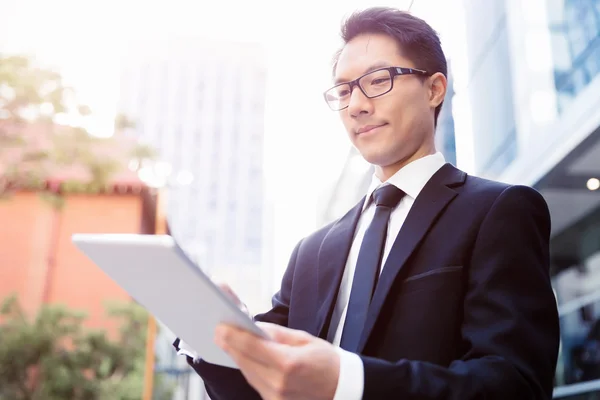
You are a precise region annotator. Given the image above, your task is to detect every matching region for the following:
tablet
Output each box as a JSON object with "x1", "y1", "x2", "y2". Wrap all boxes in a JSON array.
[{"x1": 71, "y1": 233, "x2": 267, "y2": 369}]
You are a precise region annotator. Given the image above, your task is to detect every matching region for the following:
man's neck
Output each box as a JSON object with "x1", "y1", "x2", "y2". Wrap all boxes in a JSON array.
[{"x1": 375, "y1": 146, "x2": 437, "y2": 182}]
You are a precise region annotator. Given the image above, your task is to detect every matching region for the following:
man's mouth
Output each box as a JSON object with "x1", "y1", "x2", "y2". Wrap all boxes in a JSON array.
[{"x1": 356, "y1": 124, "x2": 387, "y2": 135}]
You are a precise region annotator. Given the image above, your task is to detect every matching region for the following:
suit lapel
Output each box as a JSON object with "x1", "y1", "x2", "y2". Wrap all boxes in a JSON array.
[
  {"x1": 357, "y1": 163, "x2": 467, "y2": 352},
  {"x1": 314, "y1": 198, "x2": 364, "y2": 339}
]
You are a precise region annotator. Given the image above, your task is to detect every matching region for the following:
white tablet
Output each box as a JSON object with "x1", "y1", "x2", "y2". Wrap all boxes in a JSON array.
[{"x1": 71, "y1": 233, "x2": 267, "y2": 369}]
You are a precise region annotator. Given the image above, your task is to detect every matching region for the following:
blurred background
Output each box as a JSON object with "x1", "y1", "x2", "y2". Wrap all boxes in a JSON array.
[{"x1": 0, "y1": 0, "x2": 599, "y2": 398}]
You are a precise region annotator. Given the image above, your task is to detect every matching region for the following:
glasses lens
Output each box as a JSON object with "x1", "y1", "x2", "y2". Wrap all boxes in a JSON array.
[
  {"x1": 325, "y1": 83, "x2": 351, "y2": 110},
  {"x1": 359, "y1": 69, "x2": 392, "y2": 98}
]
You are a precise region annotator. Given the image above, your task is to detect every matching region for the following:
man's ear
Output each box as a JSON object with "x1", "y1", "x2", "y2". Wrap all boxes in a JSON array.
[{"x1": 428, "y1": 72, "x2": 447, "y2": 108}]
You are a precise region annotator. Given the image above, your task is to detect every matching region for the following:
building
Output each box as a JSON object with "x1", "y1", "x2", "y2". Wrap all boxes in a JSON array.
[
  {"x1": 0, "y1": 189, "x2": 153, "y2": 328},
  {"x1": 316, "y1": 63, "x2": 458, "y2": 226},
  {"x1": 117, "y1": 38, "x2": 270, "y2": 310},
  {"x1": 117, "y1": 38, "x2": 272, "y2": 399},
  {"x1": 0, "y1": 123, "x2": 155, "y2": 331},
  {"x1": 456, "y1": 0, "x2": 600, "y2": 398},
  {"x1": 458, "y1": 0, "x2": 520, "y2": 177}
]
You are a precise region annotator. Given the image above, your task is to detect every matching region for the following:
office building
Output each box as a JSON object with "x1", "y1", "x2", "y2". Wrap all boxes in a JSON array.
[
  {"x1": 118, "y1": 38, "x2": 270, "y2": 308},
  {"x1": 117, "y1": 38, "x2": 271, "y2": 399}
]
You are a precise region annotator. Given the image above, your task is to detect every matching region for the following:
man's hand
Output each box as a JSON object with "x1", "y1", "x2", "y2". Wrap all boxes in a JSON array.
[
  {"x1": 215, "y1": 322, "x2": 340, "y2": 400},
  {"x1": 215, "y1": 282, "x2": 250, "y2": 316}
]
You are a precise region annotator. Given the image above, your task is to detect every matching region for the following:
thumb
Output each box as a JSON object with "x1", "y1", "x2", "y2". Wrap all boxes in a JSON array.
[{"x1": 256, "y1": 322, "x2": 313, "y2": 346}]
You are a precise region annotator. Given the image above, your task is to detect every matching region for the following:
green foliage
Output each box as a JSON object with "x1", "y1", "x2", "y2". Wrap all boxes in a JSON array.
[
  {"x1": 0, "y1": 54, "x2": 156, "y2": 206},
  {"x1": 129, "y1": 144, "x2": 157, "y2": 165},
  {"x1": 0, "y1": 295, "x2": 174, "y2": 400},
  {"x1": 0, "y1": 55, "x2": 68, "y2": 122}
]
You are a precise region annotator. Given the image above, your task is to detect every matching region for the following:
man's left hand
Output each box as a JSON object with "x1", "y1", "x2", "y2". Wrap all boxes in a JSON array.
[{"x1": 215, "y1": 322, "x2": 340, "y2": 400}]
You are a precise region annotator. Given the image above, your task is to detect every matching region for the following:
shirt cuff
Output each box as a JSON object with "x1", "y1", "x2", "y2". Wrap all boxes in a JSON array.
[
  {"x1": 332, "y1": 347, "x2": 364, "y2": 400},
  {"x1": 176, "y1": 338, "x2": 201, "y2": 363}
]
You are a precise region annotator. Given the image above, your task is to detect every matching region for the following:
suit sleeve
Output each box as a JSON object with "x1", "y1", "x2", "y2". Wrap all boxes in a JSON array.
[
  {"x1": 360, "y1": 185, "x2": 560, "y2": 399},
  {"x1": 177, "y1": 239, "x2": 303, "y2": 400}
]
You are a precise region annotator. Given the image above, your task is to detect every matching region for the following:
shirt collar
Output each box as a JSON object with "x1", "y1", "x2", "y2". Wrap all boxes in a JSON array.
[{"x1": 363, "y1": 152, "x2": 446, "y2": 210}]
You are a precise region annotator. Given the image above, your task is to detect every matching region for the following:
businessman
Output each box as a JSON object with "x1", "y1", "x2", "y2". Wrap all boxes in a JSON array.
[{"x1": 175, "y1": 7, "x2": 560, "y2": 399}]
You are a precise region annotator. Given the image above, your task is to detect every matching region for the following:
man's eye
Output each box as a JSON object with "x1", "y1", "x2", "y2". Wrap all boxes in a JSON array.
[
  {"x1": 337, "y1": 89, "x2": 350, "y2": 97},
  {"x1": 371, "y1": 78, "x2": 390, "y2": 85}
]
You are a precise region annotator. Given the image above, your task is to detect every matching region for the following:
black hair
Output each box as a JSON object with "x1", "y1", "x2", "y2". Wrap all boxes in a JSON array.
[{"x1": 334, "y1": 7, "x2": 448, "y2": 124}]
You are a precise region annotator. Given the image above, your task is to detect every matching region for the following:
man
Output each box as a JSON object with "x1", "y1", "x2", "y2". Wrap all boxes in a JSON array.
[{"x1": 175, "y1": 7, "x2": 560, "y2": 399}]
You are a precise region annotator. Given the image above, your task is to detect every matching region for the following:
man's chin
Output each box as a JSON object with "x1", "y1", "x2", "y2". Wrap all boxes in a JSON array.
[{"x1": 357, "y1": 151, "x2": 394, "y2": 168}]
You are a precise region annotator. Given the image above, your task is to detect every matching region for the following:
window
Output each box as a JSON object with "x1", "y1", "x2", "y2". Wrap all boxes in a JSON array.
[{"x1": 549, "y1": 0, "x2": 600, "y2": 112}]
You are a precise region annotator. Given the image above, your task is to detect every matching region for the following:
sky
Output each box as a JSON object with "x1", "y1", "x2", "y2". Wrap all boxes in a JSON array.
[{"x1": 0, "y1": 0, "x2": 471, "y2": 290}]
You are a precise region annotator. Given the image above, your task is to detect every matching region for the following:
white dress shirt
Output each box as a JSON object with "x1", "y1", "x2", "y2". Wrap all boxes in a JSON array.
[
  {"x1": 178, "y1": 152, "x2": 447, "y2": 399},
  {"x1": 331, "y1": 152, "x2": 446, "y2": 400}
]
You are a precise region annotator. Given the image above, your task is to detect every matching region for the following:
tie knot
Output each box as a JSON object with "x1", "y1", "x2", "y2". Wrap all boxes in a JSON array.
[{"x1": 372, "y1": 185, "x2": 405, "y2": 208}]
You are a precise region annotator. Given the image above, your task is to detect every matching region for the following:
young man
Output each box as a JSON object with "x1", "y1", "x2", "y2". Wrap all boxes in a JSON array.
[{"x1": 176, "y1": 7, "x2": 560, "y2": 399}]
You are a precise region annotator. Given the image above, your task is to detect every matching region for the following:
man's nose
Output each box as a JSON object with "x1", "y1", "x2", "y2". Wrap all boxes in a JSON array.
[{"x1": 347, "y1": 85, "x2": 373, "y2": 117}]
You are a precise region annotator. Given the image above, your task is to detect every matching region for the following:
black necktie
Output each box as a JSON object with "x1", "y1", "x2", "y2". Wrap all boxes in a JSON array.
[{"x1": 339, "y1": 184, "x2": 405, "y2": 352}]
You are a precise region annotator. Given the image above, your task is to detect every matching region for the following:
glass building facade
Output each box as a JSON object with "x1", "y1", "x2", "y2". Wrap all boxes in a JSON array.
[
  {"x1": 548, "y1": 0, "x2": 600, "y2": 112},
  {"x1": 543, "y1": 1, "x2": 600, "y2": 399},
  {"x1": 461, "y1": 0, "x2": 519, "y2": 178}
]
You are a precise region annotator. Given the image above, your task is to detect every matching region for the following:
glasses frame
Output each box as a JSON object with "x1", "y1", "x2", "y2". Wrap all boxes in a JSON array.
[{"x1": 323, "y1": 66, "x2": 431, "y2": 111}]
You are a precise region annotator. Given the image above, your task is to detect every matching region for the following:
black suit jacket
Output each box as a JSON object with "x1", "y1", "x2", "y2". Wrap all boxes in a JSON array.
[{"x1": 179, "y1": 164, "x2": 560, "y2": 399}]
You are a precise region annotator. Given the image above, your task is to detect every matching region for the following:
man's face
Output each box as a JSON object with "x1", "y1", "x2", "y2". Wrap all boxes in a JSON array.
[{"x1": 333, "y1": 33, "x2": 444, "y2": 177}]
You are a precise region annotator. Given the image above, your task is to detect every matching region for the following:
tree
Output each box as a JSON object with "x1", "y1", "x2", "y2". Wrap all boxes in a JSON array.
[
  {"x1": 0, "y1": 294, "x2": 174, "y2": 400},
  {"x1": 0, "y1": 54, "x2": 156, "y2": 204}
]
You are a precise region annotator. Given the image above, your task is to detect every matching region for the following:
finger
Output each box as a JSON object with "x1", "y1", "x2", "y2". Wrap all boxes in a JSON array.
[
  {"x1": 214, "y1": 284, "x2": 252, "y2": 316},
  {"x1": 215, "y1": 283, "x2": 242, "y2": 305},
  {"x1": 257, "y1": 322, "x2": 313, "y2": 346},
  {"x1": 225, "y1": 345, "x2": 280, "y2": 399},
  {"x1": 216, "y1": 324, "x2": 291, "y2": 369}
]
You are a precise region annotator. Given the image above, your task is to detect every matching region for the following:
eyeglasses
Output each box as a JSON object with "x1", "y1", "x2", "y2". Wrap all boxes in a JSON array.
[{"x1": 323, "y1": 67, "x2": 431, "y2": 111}]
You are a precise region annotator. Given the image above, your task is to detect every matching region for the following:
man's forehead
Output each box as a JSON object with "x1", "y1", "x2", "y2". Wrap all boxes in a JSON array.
[
  {"x1": 334, "y1": 60, "x2": 393, "y2": 84},
  {"x1": 334, "y1": 35, "x2": 406, "y2": 83}
]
